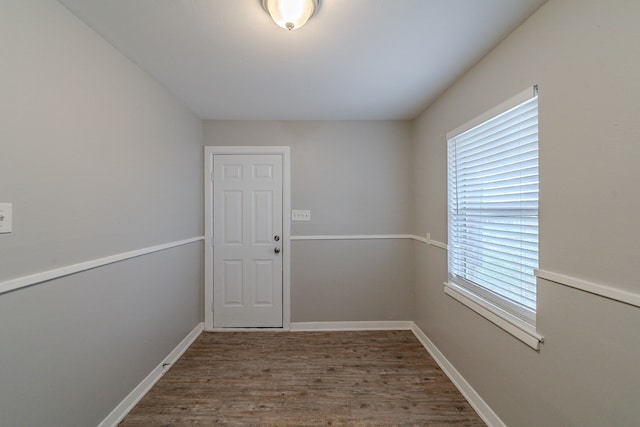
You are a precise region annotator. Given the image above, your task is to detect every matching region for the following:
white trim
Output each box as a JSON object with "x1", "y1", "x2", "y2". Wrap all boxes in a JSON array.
[
  {"x1": 204, "y1": 148, "x2": 213, "y2": 330},
  {"x1": 289, "y1": 321, "x2": 413, "y2": 331},
  {"x1": 446, "y1": 86, "x2": 537, "y2": 140},
  {"x1": 282, "y1": 149, "x2": 292, "y2": 330},
  {"x1": 424, "y1": 237, "x2": 448, "y2": 250},
  {"x1": 98, "y1": 322, "x2": 204, "y2": 427},
  {"x1": 99, "y1": 321, "x2": 503, "y2": 426},
  {"x1": 206, "y1": 327, "x2": 288, "y2": 332},
  {"x1": 444, "y1": 282, "x2": 543, "y2": 350},
  {"x1": 535, "y1": 269, "x2": 640, "y2": 308},
  {"x1": 204, "y1": 146, "x2": 291, "y2": 331},
  {"x1": 0, "y1": 237, "x2": 204, "y2": 295},
  {"x1": 430, "y1": 240, "x2": 448, "y2": 250},
  {"x1": 291, "y1": 234, "x2": 414, "y2": 241},
  {"x1": 290, "y1": 234, "x2": 448, "y2": 250},
  {"x1": 203, "y1": 146, "x2": 289, "y2": 156},
  {"x1": 408, "y1": 234, "x2": 448, "y2": 250},
  {"x1": 412, "y1": 235, "x2": 430, "y2": 244},
  {"x1": 410, "y1": 323, "x2": 506, "y2": 427}
]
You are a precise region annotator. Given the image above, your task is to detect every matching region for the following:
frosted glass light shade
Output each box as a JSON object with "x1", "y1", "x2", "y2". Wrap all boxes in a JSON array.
[{"x1": 262, "y1": 0, "x2": 319, "y2": 31}]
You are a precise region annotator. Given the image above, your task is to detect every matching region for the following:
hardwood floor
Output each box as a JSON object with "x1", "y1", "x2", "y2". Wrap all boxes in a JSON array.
[{"x1": 120, "y1": 330, "x2": 485, "y2": 426}]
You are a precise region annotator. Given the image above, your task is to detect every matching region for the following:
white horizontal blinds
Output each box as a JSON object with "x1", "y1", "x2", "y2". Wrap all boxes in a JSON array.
[{"x1": 448, "y1": 90, "x2": 539, "y2": 324}]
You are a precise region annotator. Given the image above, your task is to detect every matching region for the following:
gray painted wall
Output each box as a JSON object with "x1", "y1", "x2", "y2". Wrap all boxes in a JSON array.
[
  {"x1": 292, "y1": 239, "x2": 413, "y2": 322},
  {"x1": 0, "y1": 245, "x2": 202, "y2": 427},
  {"x1": 3, "y1": 0, "x2": 637, "y2": 425},
  {"x1": 0, "y1": 1, "x2": 203, "y2": 425},
  {"x1": 413, "y1": 0, "x2": 640, "y2": 425},
  {"x1": 204, "y1": 121, "x2": 415, "y2": 322}
]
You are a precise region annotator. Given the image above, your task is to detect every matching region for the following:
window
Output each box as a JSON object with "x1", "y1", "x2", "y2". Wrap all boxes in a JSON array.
[{"x1": 446, "y1": 87, "x2": 542, "y2": 349}]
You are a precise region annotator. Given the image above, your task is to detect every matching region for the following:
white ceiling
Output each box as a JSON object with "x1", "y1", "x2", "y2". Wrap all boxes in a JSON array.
[{"x1": 58, "y1": 0, "x2": 546, "y2": 120}]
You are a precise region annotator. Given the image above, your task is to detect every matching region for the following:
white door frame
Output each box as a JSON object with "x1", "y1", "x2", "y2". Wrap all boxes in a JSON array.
[{"x1": 204, "y1": 146, "x2": 291, "y2": 331}]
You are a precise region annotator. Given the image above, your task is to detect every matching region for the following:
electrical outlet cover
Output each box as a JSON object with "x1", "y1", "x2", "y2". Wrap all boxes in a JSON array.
[
  {"x1": 0, "y1": 203, "x2": 13, "y2": 233},
  {"x1": 291, "y1": 210, "x2": 311, "y2": 221}
]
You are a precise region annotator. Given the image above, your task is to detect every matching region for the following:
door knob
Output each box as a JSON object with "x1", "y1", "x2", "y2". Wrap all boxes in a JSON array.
[
  {"x1": 274, "y1": 247, "x2": 281, "y2": 254},
  {"x1": 274, "y1": 235, "x2": 280, "y2": 241}
]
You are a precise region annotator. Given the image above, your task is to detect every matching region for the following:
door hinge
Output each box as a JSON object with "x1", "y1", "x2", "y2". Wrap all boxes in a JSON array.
[{"x1": 211, "y1": 302, "x2": 215, "y2": 312}]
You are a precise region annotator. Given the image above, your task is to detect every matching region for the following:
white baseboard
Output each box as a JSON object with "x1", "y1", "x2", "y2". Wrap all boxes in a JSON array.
[
  {"x1": 98, "y1": 322, "x2": 204, "y2": 427},
  {"x1": 410, "y1": 323, "x2": 506, "y2": 427},
  {"x1": 290, "y1": 321, "x2": 413, "y2": 331},
  {"x1": 205, "y1": 327, "x2": 287, "y2": 332},
  {"x1": 98, "y1": 321, "x2": 501, "y2": 427}
]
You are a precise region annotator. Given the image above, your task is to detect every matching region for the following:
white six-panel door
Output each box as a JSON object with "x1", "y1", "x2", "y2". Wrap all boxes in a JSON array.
[{"x1": 213, "y1": 154, "x2": 283, "y2": 327}]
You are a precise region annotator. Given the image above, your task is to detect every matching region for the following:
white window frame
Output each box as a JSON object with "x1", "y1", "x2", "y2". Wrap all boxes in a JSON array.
[{"x1": 445, "y1": 87, "x2": 544, "y2": 350}]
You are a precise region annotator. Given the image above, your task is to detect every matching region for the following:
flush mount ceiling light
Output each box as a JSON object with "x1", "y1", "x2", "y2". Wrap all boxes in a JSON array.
[{"x1": 261, "y1": 0, "x2": 320, "y2": 31}]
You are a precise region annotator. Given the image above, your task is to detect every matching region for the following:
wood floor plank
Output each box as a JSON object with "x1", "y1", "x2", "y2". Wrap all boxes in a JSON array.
[{"x1": 120, "y1": 331, "x2": 486, "y2": 426}]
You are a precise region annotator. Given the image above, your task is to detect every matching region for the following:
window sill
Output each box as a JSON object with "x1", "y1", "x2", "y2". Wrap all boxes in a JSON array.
[{"x1": 444, "y1": 282, "x2": 544, "y2": 350}]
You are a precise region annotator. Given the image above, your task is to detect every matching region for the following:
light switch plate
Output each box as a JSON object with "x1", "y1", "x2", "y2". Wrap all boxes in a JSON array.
[
  {"x1": 291, "y1": 209, "x2": 311, "y2": 221},
  {"x1": 0, "y1": 203, "x2": 13, "y2": 233}
]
